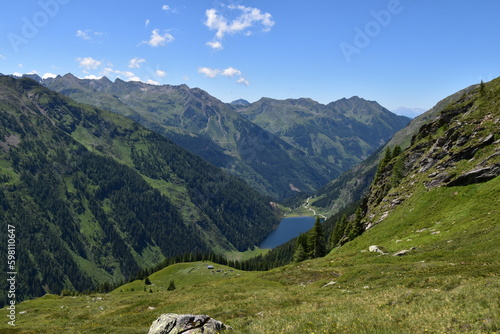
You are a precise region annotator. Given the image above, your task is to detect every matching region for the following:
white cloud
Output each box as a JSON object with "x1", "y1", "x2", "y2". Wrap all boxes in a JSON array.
[
  {"x1": 129, "y1": 57, "x2": 146, "y2": 68},
  {"x1": 237, "y1": 77, "x2": 250, "y2": 86},
  {"x1": 13, "y1": 72, "x2": 23, "y2": 77},
  {"x1": 127, "y1": 76, "x2": 141, "y2": 82},
  {"x1": 198, "y1": 66, "x2": 248, "y2": 86},
  {"x1": 145, "y1": 19, "x2": 150, "y2": 27},
  {"x1": 76, "y1": 29, "x2": 104, "y2": 41},
  {"x1": 77, "y1": 57, "x2": 102, "y2": 71},
  {"x1": 162, "y1": 5, "x2": 170, "y2": 11},
  {"x1": 143, "y1": 29, "x2": 174, "y2": 47},
  {"x1": 155, "y1": 70, "x2": 166, "y2": 77},
  {"x1": 204, "y1": 5, "x2": 275, "y2": 44},
  {"x1": 82, "y1": 75, "x2": 103, "y2": 80},
  {"x1": 206, "y1": 40, "x2": 223, "y2": 50},
  {"x1": 76, "y1": 30, "x2": 90, "y2": 40},
  {"x1": 114, "y1": 70, "x2": 135, "y2": 78},
  {"x1": 147, "y1": 79, "x2": 161, "y2": 85},
  {"x1": 18, "y1": 64, "x2": 23, "y2": 68},
  {"x1": 42, "y1": 73, "x2": 57, "y2": 79},
  {"x1": 0, "y1": 54, "x2": 6, "y2": 60},
  {"x1": 221, "y1": 67, "x2": 242, "y2": 78},
  {"x1": 198, "y1": 67, "x2": 220, "y2": 78}
]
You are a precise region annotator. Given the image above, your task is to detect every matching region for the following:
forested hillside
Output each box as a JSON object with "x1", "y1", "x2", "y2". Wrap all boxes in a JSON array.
[
  {"x1": 36, "y1": 74, "x2": 409, "y2": 199},
  {"x1": 41, "y1": 74, "x2": 329, "y2": 199},
  {"x1": 0, "y1": 76, "x2": 278, "y2": 304}
]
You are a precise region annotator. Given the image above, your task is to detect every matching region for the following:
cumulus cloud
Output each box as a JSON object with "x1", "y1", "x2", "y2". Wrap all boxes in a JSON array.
[
  {"x1": 155, "y1": 70, "x2": 166, "y2": 77},
  {"x1": 42, "y1": 73, "x2": 57, "y2": 79},
  {"x1": 162, "y1": 5, "x2": 170, "y2": 11},
  {"x1": 147, "y1": 79, "x2": 161, "y2": 85},
  {"x1": 77, "y1": 57, "x2": 102, "y2": 71},
  {"x1": 129, "y1": 57, "x2": 146, "y2": 68},
  {"x1": 198, "y1": 67, "x2": 220, "y2": 78},
  {"x1": 12, "y1": 72, "x2": 23, "y2": 77},
  {"x1": 221, "y1": 67, "x2": 242, "y2": 77},
  {"x1": 204, "y1": 5, "x2": 274, "y2": 48},
  {"x1": 206, "y1": 40, "x2": 223, "y2": 50},
  {"x1": 198, "y1": 66, "x2": 249, "y2": 86},
  {"x1": 145, "y1": 19, "x2": 150, "y2": 27},
  {"x1": 143, "y1": 29, "x2": 174, "y2": 47},
  {"x1": 237, "y1": 77, "x2": 250, "y2": 86},
  {"x1": 82, "y1": 75, "x2": 103, "y2": 80}
]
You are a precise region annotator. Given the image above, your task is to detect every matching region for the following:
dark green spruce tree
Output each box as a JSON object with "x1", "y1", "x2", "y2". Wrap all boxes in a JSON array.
[
  {"x1": 308, "y1": 217, "x2": 326, "y2": 259},
  {"x1": 293, "y1": 233, "x2": 309, "y2": 262}
]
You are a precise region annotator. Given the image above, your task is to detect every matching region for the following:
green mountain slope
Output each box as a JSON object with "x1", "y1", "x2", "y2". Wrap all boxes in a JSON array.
[
  {"x1": 0, "y1": 76, "x2": 278, "y2": 303},
  {"x1": 310, "y1": 83, "x2": 480, "y2": 217},
  {"x1": 41, "y1": 74, "x2": 332, "y2": 199},
  {"x1": 235, "y1": 96, "x2": 410, "y2": 175}
]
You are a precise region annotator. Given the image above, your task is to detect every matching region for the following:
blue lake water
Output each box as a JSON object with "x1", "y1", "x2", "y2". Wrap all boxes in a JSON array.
[{"x1": 259, "y1": 216, "x2": 316, "y2": 249}]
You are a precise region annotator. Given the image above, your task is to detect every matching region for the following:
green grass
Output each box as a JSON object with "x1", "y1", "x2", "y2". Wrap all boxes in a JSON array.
[
  {"x1": 3, "y1": 177, "x2": 499, "y2": 333},
  {"x1": 224, "y1": 247, "x2": 270, "y2": 262}
]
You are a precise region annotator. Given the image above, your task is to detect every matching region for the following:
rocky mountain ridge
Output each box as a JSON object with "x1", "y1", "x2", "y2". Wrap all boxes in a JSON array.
[
  {"x1": 361, "y1": 78, "x2": 500, "y2": 231},
  {"x1": 26, "y1": 73, "x2": 409, "y2": 199}
]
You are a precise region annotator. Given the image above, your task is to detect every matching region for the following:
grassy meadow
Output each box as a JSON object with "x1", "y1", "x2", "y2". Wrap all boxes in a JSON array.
[{"x1": 2, "y1": 176, "x2": 499, "y2": 333}]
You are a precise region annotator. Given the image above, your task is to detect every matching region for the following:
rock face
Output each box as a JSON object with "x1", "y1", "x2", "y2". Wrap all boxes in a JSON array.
[{"x1": 148, "y1": 313, "x2": 232, "y2": 334}]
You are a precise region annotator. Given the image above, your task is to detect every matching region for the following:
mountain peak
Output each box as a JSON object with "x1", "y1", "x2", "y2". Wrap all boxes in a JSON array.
[{"x1": 230, "y1": 99, "x2": 251, "y2": 106}]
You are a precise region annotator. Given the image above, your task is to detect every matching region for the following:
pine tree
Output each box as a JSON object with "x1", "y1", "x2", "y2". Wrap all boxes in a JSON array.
[
  {"x1": 329, "y1": 214, "x2": 348, "y2": 248},
  {"x1": 375, "y1": 147, "x2": 393, "y2": 182},
  {"x1": 391, "y1": 154, "x2": 405, "y2": 188},
  {"x1": 308, "y1": 217, "x2": 326, "y2": 258},
  {"x1": 167, "y1": 279, "x2": 176, "y2": 291},
  {"x1": 293, "y1": 233, "x2": 309, "y2": 262},
  {"x1": 347, "y1": 207, "x2": 364, "y2": 241},
  {"x1": 480, "y1": 80, "x2": 486, "y2": 96},
  {"x1": 392, "y1": 145, "x2": 402, "y2": 158}
]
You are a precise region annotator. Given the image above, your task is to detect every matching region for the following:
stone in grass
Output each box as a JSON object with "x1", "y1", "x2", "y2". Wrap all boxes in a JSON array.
[
  {"x1": 148, "y1": 313, "x2": 232, "y2": 334},
  {"x1": 368, "y1": 245, "x2": 388, "y2": 255}
]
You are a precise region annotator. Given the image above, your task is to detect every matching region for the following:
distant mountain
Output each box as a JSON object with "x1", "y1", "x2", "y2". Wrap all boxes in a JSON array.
[
  {"x1": 0, "y1": 76, "x2": 278, "y2": 302},
  {"x1": 235, "y1": 96, "x2": 410, "y2": 180},
  {"x1": 230, "y1": 99, "x2": 251, "y2": 106},
  {"x1": 42, "y1": 74, "x2": 338, "y2": 199},
  {"x1": 42, "y1": 75, "x2": 409, "y2": 199},
  {"x1": 392, "y1": 107, "x2": 426, "y2": 119}
]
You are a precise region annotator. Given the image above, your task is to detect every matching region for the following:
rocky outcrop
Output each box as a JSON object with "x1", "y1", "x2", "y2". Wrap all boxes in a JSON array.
[
  {"x1": 446, "y1": 163, "x2": 500, "y2": 187},
  {"x1": 368, "y1": 245, "x2": 387, "y2": 255},
  {"x1": 148, "y1": 313, "x2": 232, "y2": 334}
]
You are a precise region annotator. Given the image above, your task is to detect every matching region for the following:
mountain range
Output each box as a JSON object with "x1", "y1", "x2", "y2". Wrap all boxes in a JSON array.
[
  {"x1": 0, "y1": 76, "x2": 278, "y2": 302},
  {"x1": 25, "y1": 73, "x2": 409, "y2": 199},
  {"x1": 2, "y1": 77, "x2": 498, "y2": 333}
]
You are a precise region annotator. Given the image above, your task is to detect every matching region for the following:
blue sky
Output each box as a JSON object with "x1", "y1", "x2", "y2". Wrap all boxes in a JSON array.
[{"x1": 1, "y1": 0, "x2": 499, "y2": 112}]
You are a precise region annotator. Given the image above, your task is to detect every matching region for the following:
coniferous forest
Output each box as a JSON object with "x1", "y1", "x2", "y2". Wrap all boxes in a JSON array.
[{"x1": 0, "y1": 76, "x2": 279, "y2": 305}]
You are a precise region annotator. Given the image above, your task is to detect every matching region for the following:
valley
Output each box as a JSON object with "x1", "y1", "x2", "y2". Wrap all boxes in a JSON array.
[{"x1": 1, "y1": 75, "x2": 499, "y2": 333}]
